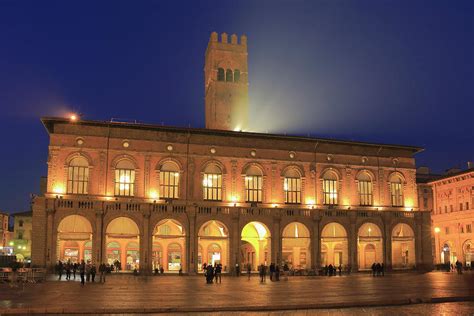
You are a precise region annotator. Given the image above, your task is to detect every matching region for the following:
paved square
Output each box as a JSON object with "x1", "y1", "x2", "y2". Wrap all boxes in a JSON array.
[{"x1": 1, "y1": 272, "x2": 473, "y2": 314}]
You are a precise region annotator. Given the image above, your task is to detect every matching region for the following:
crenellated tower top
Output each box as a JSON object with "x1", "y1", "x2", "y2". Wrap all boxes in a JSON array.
[{"x1": 205, "y1": 32, "x2": 249, "y2": 131}]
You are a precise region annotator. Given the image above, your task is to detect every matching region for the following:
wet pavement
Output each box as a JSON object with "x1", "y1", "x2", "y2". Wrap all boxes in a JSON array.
[{"x1": 1, "y1": 272, "x2": 474, "y2": 314}]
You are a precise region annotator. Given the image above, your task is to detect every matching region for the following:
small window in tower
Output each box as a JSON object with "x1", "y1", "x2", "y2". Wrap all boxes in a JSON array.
[
  {"x1": 217, "y1": 68, "x2": 225, "y2": 81},
  {"x1": 226, "y1": 69, "x2": 233, "y2": 82},
  {"x1": 234, "y1": 69, "x2": 240, "y2": 82}
]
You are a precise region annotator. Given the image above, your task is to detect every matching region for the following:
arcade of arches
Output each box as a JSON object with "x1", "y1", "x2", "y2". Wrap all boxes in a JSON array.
[{"x1": 55, "y1": 214, "x2": 423, "y2": 273}]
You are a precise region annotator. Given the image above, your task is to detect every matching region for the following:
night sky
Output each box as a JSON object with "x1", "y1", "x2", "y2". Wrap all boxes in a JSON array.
[{"x1": 1, "y1": 1, "x2": 473, "y2": 212}]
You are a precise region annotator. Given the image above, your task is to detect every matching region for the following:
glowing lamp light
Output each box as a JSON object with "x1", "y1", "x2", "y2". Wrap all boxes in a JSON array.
[
  {"x1": 149, "y1": 190, "x2": 159, "y2": 199},
  {"x1": 434, "y1": 227, "x2": 441, "y2": 234},
  {"x1": 69, "y1": 113, "x2": 78, "y2": 122},
  {"x1": 52, "y1": 184, "x2": 65, "y2": 194},
  {"x1": 272, "y1": 203, "x2": 278, "y2": 208}
]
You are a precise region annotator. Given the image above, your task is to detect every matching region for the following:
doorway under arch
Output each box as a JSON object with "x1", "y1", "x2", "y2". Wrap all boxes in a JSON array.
[
  {"x1": 357, "y1": 223, "x2": 383, "y2": 269},
  {"x1": 282, "y1": 222, "x2": 311, "y2": 269},
  {"x1": 198, "y1": 220, "x2": 229, "y2": 272},
  {"x1": 105, "y1": 217, "x2": 140, "y2": 271},
  {"x1": 57, "y1": 215, "x2": 93, "y2": 263},
  {"x1": 391, "y1": 223, "x2": 415, "y2": 269},
  {"x1": 321, "y1": 222, "x2": 348, "y2": 268},
  {"x1": 152, "y1": 219, "x2": 186, "y2": 272}
]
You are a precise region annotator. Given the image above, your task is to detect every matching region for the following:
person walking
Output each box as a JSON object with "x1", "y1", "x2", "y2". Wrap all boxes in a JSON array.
[
  {"x1": 275, "y1": 264, "x2": 280, "y2": 281},
  {"x1": 57, "y1": 261, "x2": 64, "y2": 280},
  {"x1": 247, "y1": 263, "x2": 252, "y2": 280},
  {"x1": 214, "y1": 263, "x2": 222, "y2": 284},
  {"x1": 91, "y1": 263, "x2": 97, "y2": 282},
  {"x1": 79, "y1": 260, "x2": 86, "y2": 286},
  {"x1": 85, "y1": 261, "x2": 91, "y2": 282},
  {"x1": 269, "y1": 263, "x2": 275, "y2": 281},
  {"x1": 338, "y1": 264, "x2": 342, "y2": 276},
  {"x1": 65, "y1": 261, "x2": 71, "y2": 280},
  {"x1": 259, "y1": 264, "x2": 264, "y2": 282},
  {"x1": 371, "y1": 263, "x2": 376, "y2": 277},
  {"x1": 235, "y1": 263, "x2": 240, "y2": 277},
  {"x1": 381, "y1": 263, "x2": 385, "y2": 276},
  {"x1": 99, "y1": 263, "x2": 106, "y2": 283},
  {"x1": 73, "y1": 262, "x2": 77, "y2": 280}
]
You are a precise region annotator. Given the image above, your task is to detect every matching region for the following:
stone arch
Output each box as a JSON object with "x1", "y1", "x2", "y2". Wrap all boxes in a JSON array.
[
  {"x1": 156, "y1": 157, "x2": 184, "y2": 172},
  {"x1": 391, "y1": 222, "x2": 415, "y2": 269},
  {"x1": 388, "y1": 171, "x2": 406, "y2": 184},
  {"x1": 357, "y1": 222, "x2": 383, "y2": 269},
  {"x1": 240, "y1": 221, "x2": 272, "y2": 270},
  {"x1": 320, "y1": 222, "x2": 348, "y2": 267},
  {"x1": 281, "y1": 222, "x2": 311, "y2": 269},
  {"x1": 56, "y1": 215, "x2": 93, "y2": 263},
  {"x1": 201, "y1": 159, "x2": 227, "y2": 174},
  {"x1": 319, "y1": 167, "x2": 342, "y2": 180},
  {"x1": 110, "y1": 154, "x2": 139, "y2": 169},
  {"x1": 355, "y1": 169, "x2": 376, "y2": 181},
  {"x1": 242, "y1": 162, "x2": 266, "y2": 177},
  {"x1": 198, "y1": 220, "x2": 229, "y2": 270},
  {"x1": 152, "y1": 218, "x2": 186, "y2": 272},
  {"x1": 64, "y1": 151, "x2": 94, "y2": 167},
  {"x1": 105, "y1": 216, "x2": 141, "y2": 271},
  {"x1": 281, "y1": 164, "x2": 305, "y2": 178}
]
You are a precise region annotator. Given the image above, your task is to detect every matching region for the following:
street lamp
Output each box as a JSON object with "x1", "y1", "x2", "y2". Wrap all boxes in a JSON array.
[{"x1": 434, "y1": 227, "x2": 441, "y2": 264}]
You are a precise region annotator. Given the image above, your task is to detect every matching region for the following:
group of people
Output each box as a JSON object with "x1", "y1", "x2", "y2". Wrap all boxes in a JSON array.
[
  {"x1": 202, "y1": 262, "x2": 223, "y2": 283},
  {"x1": 323, "y1": 264, "x2": 344, "y2": 276},
  {"x1": 256, "y1": 263, "x2": 283, "y2": 282},
  {"x1": 371, "y1": 262, "x2": 385, "y2": 276},
  {"x1": 447, "y1": 260, "x2": 464, "y2": 274},
  {"x1": 56, "y1": 260, "x2": 108, "y2": 286}
]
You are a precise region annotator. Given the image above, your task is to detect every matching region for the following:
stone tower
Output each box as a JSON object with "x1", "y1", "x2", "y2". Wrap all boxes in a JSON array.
[{"x1": 205, "y1": 32, "x2": 249, "y2": 131}]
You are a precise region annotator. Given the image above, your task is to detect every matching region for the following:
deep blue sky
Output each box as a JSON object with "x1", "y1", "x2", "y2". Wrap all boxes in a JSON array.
[{"x1": 1, "y1": 1, "x2": 473, "y2": 212}]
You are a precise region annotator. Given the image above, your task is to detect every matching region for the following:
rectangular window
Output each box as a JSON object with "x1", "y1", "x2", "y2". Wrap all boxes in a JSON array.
[
  {"x1": 467, "y1": 224, "x2": 472, "y2": 233},
  {"x1": 284, "y1": 177, "x2": 301, "y2": 204},
  {"x1": 115, "y1": 168, "x2": 135, "y2": 196},
  {"x1": 445, "y1": 206, "x2": 448, "y2": 213},
  {"x1": 450, "y1": 205, "x2": 453, "y2": 212},
  {"x1": 245, "y1": 175, "x2": 262, "y2": 203},
  {"x1": 445, "y1": 227, "x2": 450, "y2": 234},
  {"x1": 460, "y1": 225, "x2": 464, "y2": 233},
  {"x1": 203, "y1": 173, "x2": 222, "y2": 201},
  {"x1": 323, "y1": 179, "x2": 338, "y2": 205},
  {"x1": 466, "y1": 202, "x2": 470, "y2": 210},
  {"x1": 160, "y1": 171, "x2": 179, "y2": 199},
  {"x1": 358, "y1": 180, "x2": 373, "y2": 206},
  {"x1": 460, "y1": 203, "x2": 463, "y2": 211},
  {"x1": 390, "y1": 182, "x2": 403, "y2": 207},
  {"x1": 67, "y1": 166, "x2": 89, "y2": 194}
]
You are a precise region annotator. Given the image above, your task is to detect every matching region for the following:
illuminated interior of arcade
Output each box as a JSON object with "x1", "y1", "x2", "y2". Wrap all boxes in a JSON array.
[
  {"x1": 321, "y1": 222, "x2": 348, "y2": 267},
  {"x1": 105, "y1": 217, "x2": 140, "y2": 271},
  {"x1": 357, "y1": 223, "x2": 383, "y2": 270},
  {"x1": 282, "y1": 222, "x2": 311, "y2": 269},
  {"x1": 57, "y1": 215, "x2": 93, "y2": 263},
  {"x1": 240, "y1": 221, "x2": 271, "y2": 270},
  {"x1": 152, "y1": 219, "x2": 186, "y2": 272},
  {"x1": 198, "y1": 220, "x2": 229, "y2": 271},
  {"x1": 391, "y1": 223, "x2": 415, "y2": 269}
]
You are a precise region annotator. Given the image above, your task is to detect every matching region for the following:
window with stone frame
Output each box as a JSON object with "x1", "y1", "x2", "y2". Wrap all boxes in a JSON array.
[
  {"x1": 160, "y1": 161, "x2": 180, "y2": 199},
  {"x1": 389, "y1": 175, "x2": 404, "y2": 207},
  {"x1": 203, "y1": 164, "x2": 222, "y2": 201},
  {"x1": 284, "y1": 168, "x2": 302, "y2": 204},
  {"x1": 357, "y1": 172, "x2": 373, "y2": 206},
  {"x1": 322, "y1": 171, "x2": 338, "y2": 205},
  {"x1": 67, "y1": 156, "x2": 89, "y2": 194},
  {"x1": 114, "y1": 160, "x2": 135, "y2": 196},
  {"x1": 245, "y1": 165, "x2": 263, "y2": 203}
]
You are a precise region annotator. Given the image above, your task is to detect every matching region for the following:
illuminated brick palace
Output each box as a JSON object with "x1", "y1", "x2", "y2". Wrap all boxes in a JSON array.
[{"x1": 31, "y1": 32, "x2": 433, "y2": 273}]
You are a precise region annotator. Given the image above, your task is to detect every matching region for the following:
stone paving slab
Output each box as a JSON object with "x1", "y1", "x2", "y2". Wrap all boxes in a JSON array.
[{"x1": 1, "y1": 272, "x2": 474, "y2": 314}]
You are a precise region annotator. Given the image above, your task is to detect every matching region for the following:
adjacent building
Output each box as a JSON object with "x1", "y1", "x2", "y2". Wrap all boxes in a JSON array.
[
  {"x1": 31, "y1": 32, "x2": 433, "y2": 273},
  {"x1": 430, "y1": 166, "x2": 474, "y2": 267},
  {"x1": 0, "y1": 211, "x2": 9, "y2": 255}
]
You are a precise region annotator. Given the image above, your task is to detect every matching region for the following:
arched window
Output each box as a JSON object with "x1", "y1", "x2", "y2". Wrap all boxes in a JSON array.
[
  {"x1": 234, "y1": 69, "x2": 240, "y2": 82},
  {"x1": 226, "y1": 69, "x2": 233, "y2": 82},
  {"x1": 390, "y1": 174, "x2": 404, "y2": 207},
  {"x1": 245, "y1": 166, "x2": 263, "y2": 203},
  {"x1": 160, "y1": 161, "x2": 180, "y2": 199},
  {"x1": 357, "y1": 172, "x2": 373, "y2": 206},
  {"x1": 284, "y1": 168, "x2": 301, "y2": 204},
  {"x1": 67, "y1": 156, "x2": 89, "y2": 194},
  {"x1": 217, "y1": 68, "x2": 225, "y2": 81},
  {"x1": 115, "y1": 160, "x2": 135, "y2": 196},
  {"x1": 203, "y1": 164, "x2": 222, "y2": 201},
  {"x1": 322, "y1": 171, "x2": 338, "y2": 205}
]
